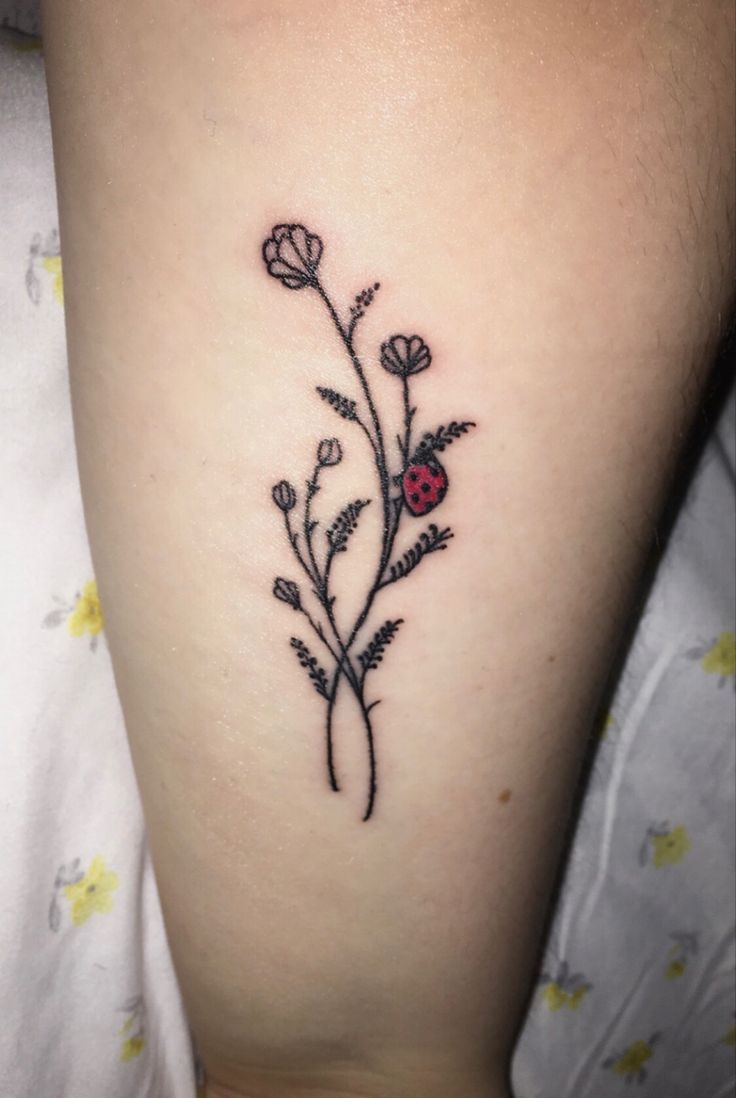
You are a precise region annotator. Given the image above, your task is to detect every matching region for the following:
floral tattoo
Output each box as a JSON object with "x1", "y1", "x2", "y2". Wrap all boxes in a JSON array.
[{"x1": 263, "y1": 223, "x2": 476, "y2": 820}]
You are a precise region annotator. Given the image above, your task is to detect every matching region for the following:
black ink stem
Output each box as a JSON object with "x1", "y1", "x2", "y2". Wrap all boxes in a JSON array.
[
  {"x1": 303, "y1": 465, "x2": 323, "y2": 590},
  {"x1": 304, "y1": 463, "x2": 363, "y2": 696},
  {"x1": 402, "y1": 374, "x2": 413, "y2": 463},
  {"x1": 298, "y1": 606, "x2": 342, "y2": 791},
  {"x1": 299, "y1": 606, "x2": 339, "y2": 664},
  {"x1": 360, "y1": 703, "x2": 377, "y2": 821},
  {"x1": 285, "y1": 503, "x2": 357, "y2": 687},
  {"x1": 286, "y1": 506, "x2": 345, "y2": 792},
  {"x1": 284, "y1": 512, "x2": 316, "y2": 588},
  {"x1": 307, "y1": 295, "x2": 415, "y2": 819},
  {"x1": 325, "y1": 683, "x2": 340, "y2": 792},
  {"x1": 313, "y1": 276, "x2": 404, "y2": 663},
  {"x1": 314, "y1": 281, "x2": 392, "y2": 531}
]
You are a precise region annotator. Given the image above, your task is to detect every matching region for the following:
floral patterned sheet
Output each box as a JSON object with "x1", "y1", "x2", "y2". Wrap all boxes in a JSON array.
[{"x1": 1, "y1": 20, "x2": 734, "y2": 1098}]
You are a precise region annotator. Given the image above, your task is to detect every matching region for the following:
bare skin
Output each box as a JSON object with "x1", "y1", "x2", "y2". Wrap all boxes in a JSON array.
[{"x1": 42, "y1": 2, "x2": 733, "y2": 1096}]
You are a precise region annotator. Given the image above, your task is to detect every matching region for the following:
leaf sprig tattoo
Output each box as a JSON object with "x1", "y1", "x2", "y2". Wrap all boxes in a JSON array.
[{"x1": 263, "y1": 223, "x2": 476, "y2": 820}]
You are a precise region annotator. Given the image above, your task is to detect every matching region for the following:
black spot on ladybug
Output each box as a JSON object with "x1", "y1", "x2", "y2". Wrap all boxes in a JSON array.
[
  {"x1": 410, "y1": 492, "x2": 420, "y2": 503},
  {"x1": 409, "y1": 472, "x2": 418, "y2": 481},
  {"x1": 421, "y1": 482, "x2": 431, "y2": 493}
]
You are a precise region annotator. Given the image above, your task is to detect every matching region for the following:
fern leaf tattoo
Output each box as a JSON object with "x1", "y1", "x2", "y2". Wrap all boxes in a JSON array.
[
  {"x1": 290, "y1": 638, "x2": 330, "y2": 700},
  {"x1": 358, "y1": 620, "x2": 404, "y2": 677},
  {"x1": 384, "y1": 524, "x2": 454, "y2": 585},
  {"x1": 327, "y1": 499, "x2": 371, "y2": 554},
  {"x1": 316, "y1": 386, "x2": 358, "y2": 422},
  {"x1": 414, "y1": 421, "x2": 476, "y2": 456}
]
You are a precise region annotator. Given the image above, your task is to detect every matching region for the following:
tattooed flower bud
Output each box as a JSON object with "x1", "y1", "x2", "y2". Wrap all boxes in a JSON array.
[
  {"x1": 271, "y1": 479, "x2": 297, "y2": 512},
  {"x1": 380, "y1": 334, "x2": 431, "y2": 378},
  {"x1": 317, "y1": 438, "x2": 342, "y2": 467},
  {"x1": 262, "y1": 224, "x2": 323, "y2": 290},
  {"x1": 273, "y1": 577, "x2": 301, "y2": 610}
]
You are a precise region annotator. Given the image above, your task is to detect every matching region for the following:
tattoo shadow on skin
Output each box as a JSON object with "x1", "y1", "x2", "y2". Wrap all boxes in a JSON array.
[{"x1": 263, "y1": 223, "x2": 476, "y2": 821}]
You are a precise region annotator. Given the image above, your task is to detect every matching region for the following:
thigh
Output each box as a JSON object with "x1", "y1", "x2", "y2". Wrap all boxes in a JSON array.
[{"x1": 42, "y1": 2, "x2": 734, "y2": 1096}]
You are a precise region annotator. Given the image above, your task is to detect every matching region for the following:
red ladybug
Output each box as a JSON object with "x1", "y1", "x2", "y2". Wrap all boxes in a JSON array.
[{"x1": 402, "y1": 456, "x2": 448, "y2": 516}]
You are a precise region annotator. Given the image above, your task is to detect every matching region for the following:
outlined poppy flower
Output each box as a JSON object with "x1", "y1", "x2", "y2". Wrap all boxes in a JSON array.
[
  {"x1": 263, "y1": 224, "x2": 323, "y2": 289},
  {"x1": 272, "y1": 480, "x2": 297, "y2": 511},
  {"x1": 380, "y1": 334, "x2": 431, "y2": 377}
]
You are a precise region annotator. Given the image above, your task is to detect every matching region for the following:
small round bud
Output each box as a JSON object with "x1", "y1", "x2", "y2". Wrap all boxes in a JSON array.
[
  {"x1": 271, "y1": 480, "x2": 297, "y2": 511},
  {"x1": 317, "y1": 438, "x2": 343, "y2": 467},
  {"x1": 273, "y1": 577, "x2": 301, "y2": 610}
]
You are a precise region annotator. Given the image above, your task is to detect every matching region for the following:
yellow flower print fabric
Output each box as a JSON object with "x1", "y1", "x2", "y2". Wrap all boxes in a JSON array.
[
  {"x1": 64, "y1": 856, "x2": 119, "y2": 926},
  {"x1": 1, "y1": 39, "x2": 198, "y2": 1098},
  {"x1": 542, "y1": 983, "x2": 589, "y2": 1012},
  {"x1": 603, "y1": 1034, "x2": 661, "y2": 1084},
  {"x1": 118, "y1": 996, "x2": 146, "y2": 1062},
  {"x1": 25, "y1": 228, "x2": 62, "y2": 306},
  {"x1": 49, "y1": 856, "x2": 119, "y2": 931},
  {"x1": 639, "y1": 823, "x2": 692, "y2": 868},
  {"x1": 664, "y1": 933, "x2": 698, "y2": 980},
  {"x1": 41, "y1": 253, "x2": 63, "y2": 304},
  {"x1": 650, "y1": 825, "x2": 691, "y2": 867},
  {"x1": 539, "y1": 962, "x2": 591, "y2": 1012},
  {"x1": 687, "y1": 631, "x2": 736, "y2": 687},
  {"x1": 701, "y1": 632, "x2": 736, "y2": 678},
  {"x1": 513, "y1": 385, "x2": 735, "y2": 1096},
  {"x1": 42, "y1": 579, "x2": 104, "y2": 650},
  {"x1": 67, "y1": 580, "x2": 104, "y2": 640}
]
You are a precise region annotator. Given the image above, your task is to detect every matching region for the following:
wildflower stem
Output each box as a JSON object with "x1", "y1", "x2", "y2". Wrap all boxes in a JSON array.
[
  {"x1": 311, "y1": 280, "x2": 413, "y2": 818},
  {"x1": 303, "y1": 463, "x2": 323, "y2": 589},
  {"x1": 314, "y1": 280, "x2": 391, "y2": 532},
  {"x1": 402, "y1": 374, "x2": 413, "y2": 462},
  {"x1": 360, "y1": 702, "x2": 377, "y2": 821},
  {"x1": 313, "y1": 278, "x2": 405, "y2": 649},
  {"x1": 299, "y1": 605, "x2": 340, "y2": 666},
  {"x1": 284, "y1": 512, "x2": 317, "y2": 588},
  {"x1": 291, "y1": 457, "x2": 372, "y2": 803}
]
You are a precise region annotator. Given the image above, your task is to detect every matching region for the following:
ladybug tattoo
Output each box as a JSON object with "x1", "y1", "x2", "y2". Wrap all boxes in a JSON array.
[{"x1": 402, "y1": 453, "x2": 448, "y2": 516}]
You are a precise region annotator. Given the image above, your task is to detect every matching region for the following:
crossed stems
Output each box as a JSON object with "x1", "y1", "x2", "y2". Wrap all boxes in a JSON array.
[{"x1": 282, "y1": 277, "x2": 414, "y2": 820}]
